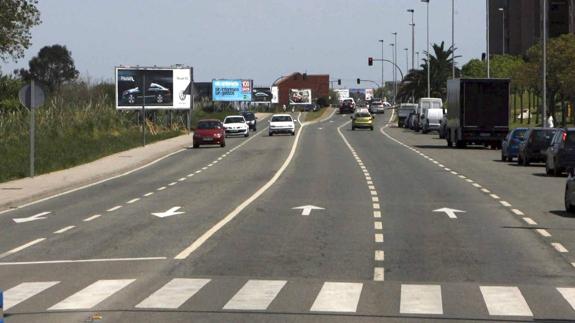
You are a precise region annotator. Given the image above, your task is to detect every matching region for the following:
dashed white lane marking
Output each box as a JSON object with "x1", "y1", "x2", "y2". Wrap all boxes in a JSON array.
[
  {"x1": 536, "y1": 229, "x2": 551, "y2": 237},
  {"x1": 187, "y1": 174, "x2": 194, "y2": 177},
  {"x1": 4, "y1": 281, "x2": 60, "y2": 310},
  {"x1": 157, "y1": 186, "x2": 167, "y2": 191},
  {"x1": 127, "y1": 198, "x2": 140, "y2": 204},
  {"x1": 523, "y1": 217, "x2": 537, "y2": 225},
  {"x1": 367, "y1": 181, "x2": 374, "y2": 185},
  {"x1": 202, "y1": 167, "x2": 208, "y2": 170},
  {"x1": 373, "y1": 203, "x2": 380, "y2": 209},
  {"x1": 458, "y1": 175, "x2": 466, "y2": 179},
  {"x1": 136, "y1": 278, "x2": 211, "y2": 309},
  {"x1": 557, "y1": 288, "x2": 575, "y2": 312},
  {"x1": 179, "y1": 177, "x2": 186, "y2": 182},
  {"x1": 372, "y1": 197, "x2": 379, "y2": 202},
  {"x1": 374, "y1": 267, "x2": 385, "y2": 281},
  {"x1": 400, "y1": 284, "x2": 443, "y2": 315},
  {"x1": 49, "y1": 279, "x2": 136, "y2": 310},
  {"x1": 218, "y1": 157, "x2": 223, "y2": 161},
  {"x1": 438, "y1": 164, "x2": 445, "y2": 167},
  {"x1": 374, "y1": 221, "x2": 383, "y2": 230},
  {"x1": 366, "y1": 176, "x2": 372, "y2": 181},
  {"x1": 83, "y1": 214, "x2": 101, "y2": 222},
  {"x1": 195, "y1": 170, "x2": 202, "y2": 174},
  {"x1": 444, "y1": 168, "x2": 451, "y2": 171},
  {"x1": 169, "y1": 182, "x2": 177, "y2": 186},
  {"x1": 500, "y1": 201, "x2": 512, "y2": 207},
  {"x1": 450, "y1": 171, "x2": 458, "y2": 175},
  {"x1": 480, "y1": 286, "x2": 532, "y2": 316},
  {"x1": 481, "y1": 188, "x2": 491, "y2": 193},
  {"x1": 107, "y1": 205, "x2": 122, "y2": 212},
  {"x1": 472, "y1": 183, "x2": 482, "y2": 188},
  {"x1": 489, "y1": 194, "x2": 500, "y2": 200},
  {"x1": 465, "y1": 179, "x2": 474, "y2": 183},
  {"x1": 213, "y1": 160, "x2": 219, "y2": 164},
  {"x1": 0, "y1": 238, "x2": 46, "y2": 260},
  {"x1": 224, "y1": 280, "x2": 287, "y2": 311},
  {"x1": 375, "y1": 250, "x2": 385, "y2": 261},
  {"x1": 53, "y1": 226, "x2": 75, "y2": 234},
  {"x1": 208, "y1": 163, "x2": 214, "y2": 167},
  {"x1": 368, "y1": 185, "x2": 376, "y2": 190},
  {"x1": 375, "y1": 233, "x2": 384, "y2": 243},
  {"x1": 370, "y1": 191, "x2": 377, "y2": 196},
  {"x1": 373, "y1": 211, "x2": 381, "y2": 218},
  {"x1": 144, "y1": 192, "x2": 154, "y2": 197},
  {"x1": 512, "y1": 209, "x2": 525, "y2": 216},
  {"x1": 552, "y1": 243, "x2": 569, "y2": 253},
  {"x1": 310, "y1": 282, "x2": 363, "y2": 312}
]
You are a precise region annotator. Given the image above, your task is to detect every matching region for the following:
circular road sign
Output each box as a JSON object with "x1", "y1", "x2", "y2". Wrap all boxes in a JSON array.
[{"x1": 19, "y1": 83, "x2": 45, "y2": 109}]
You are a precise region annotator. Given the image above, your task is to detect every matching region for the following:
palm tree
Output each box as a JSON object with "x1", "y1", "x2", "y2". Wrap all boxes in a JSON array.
[{"x1": 397, "y1": 41, "x2": 460, "y2": 102}]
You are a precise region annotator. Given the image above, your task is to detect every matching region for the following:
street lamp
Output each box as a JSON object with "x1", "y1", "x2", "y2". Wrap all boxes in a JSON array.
[
  {"x1": 404, "y1": 48, "x2": 409, "y2": 76},
  {"x1": 378, "y1": 40, "x2": 384, "y2": 92},
  {"x1": 421, "y1": 0, "x2": 430, "y2": 97},
  {"x1": 407, "y1": 9, "x2": 415, "y2": 71},
  {"x1": 451, "y1": 0, "x2": 456, "y2": 79},
  {"x1": 543, "y1": 0, "x2": 548, "y2": 125},
  {"x1": 486, "y1": 0, "x2": 490, "y2": 77},
  {"x1": 390, "y1": 43, "x2": 396, "y2": 104},
  {"x1": 392, "y1": 32, "x2": 398, "y2": 103},
  {"x1": 498, "y1": 7, "x2": 505, "y2": 54},
  {"x1": 416, "y1": 51, "x2": 420, "y2": 65}
]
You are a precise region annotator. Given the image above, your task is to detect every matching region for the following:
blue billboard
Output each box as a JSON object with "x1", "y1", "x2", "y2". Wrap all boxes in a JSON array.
[{"x1": 212, "y1": 79, "x2": 253, "y2": 101}]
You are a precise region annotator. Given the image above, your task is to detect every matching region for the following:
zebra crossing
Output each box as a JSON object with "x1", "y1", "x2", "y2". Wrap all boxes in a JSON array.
[{"x1": 4, "y1": 277, "x2": 575, "y2": 319}]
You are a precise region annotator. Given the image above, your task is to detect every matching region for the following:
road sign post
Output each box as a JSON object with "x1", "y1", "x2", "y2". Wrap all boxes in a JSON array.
[
  {"x1": 19, "y1": 80, "x2": 45, "y2": 178},
  {"x1": 30, "y1": 80, "x2": 35, "y2": 177}
]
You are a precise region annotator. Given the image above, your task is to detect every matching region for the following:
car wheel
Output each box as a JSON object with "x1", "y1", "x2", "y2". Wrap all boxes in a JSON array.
[
  {"x1": 269, "y1": 132, "x2": 273, "y2": 136},
  {"x1": 352, "y1": 126, "x2": 355, "y2": 131},
  {"x1": 220, "y1": 141, "x2": 226, "y2": 147},
  {"x1": 193, "y1": 143, "x2": 200, "y2": 148},
  {"x1": 156, "y1": 94, "x2": 164, "y2": 103},
  {"x1": 370, "y1": 127, "x2": 374, "y2": 131},
  {"x1": 244, "y1": 132, "x2": 249, "y2": 138},
  {"x1": 291, "y1": 131, "x2": 295, "y2": 136},
  {"x1": 501, "y1": 151, "x2": 506, "y2": 162},
  {"x1": 565, "y1": 188, "x2": 575, "y2": 213},
  {"x1": 522, "y1": 157, "x2": 530, "y2": 166},
  {"x1": 546, "y1": 163, "x2": 553, "y2": 175},
  {"x1": 128, "y1": 94, "x2": 136, "y2": 104}
]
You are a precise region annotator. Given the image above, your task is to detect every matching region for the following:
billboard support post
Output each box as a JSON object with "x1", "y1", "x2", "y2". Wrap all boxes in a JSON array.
[
  {"x1": 189, "y1": 68, "x2": 194, "y2": 134},
  {"x1": 142, "y1": 73, "x2": 146, "y2": 147}
]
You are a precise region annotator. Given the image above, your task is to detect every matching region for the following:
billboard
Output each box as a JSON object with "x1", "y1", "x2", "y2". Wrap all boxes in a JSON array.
[
  {"x1": 349, "y1": 88, "x2": 374, "y2": 101},
  {"x1": 271, "y1": 86, "x2": 279, "y2": 103},
  {"x1": 252, "y1": 87, "x2": 273, "y2": 102},
  {"x1": 115, "y1": 67, "x2": 192, "y2": 110},
  {"x1": 212, "y1": 79, "x2": 253, "y2": 101},
  {"x1": 334, "y1": 89, "x2": 349, "y2": 100},
  {"x1": 289, "y1": 89, "x2": 312, "y2": 105}
]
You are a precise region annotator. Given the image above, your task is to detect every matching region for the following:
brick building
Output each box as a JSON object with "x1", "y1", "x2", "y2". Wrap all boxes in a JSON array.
[{"x1": 273, "y1": 73, "x2": 329, "y2": 106}]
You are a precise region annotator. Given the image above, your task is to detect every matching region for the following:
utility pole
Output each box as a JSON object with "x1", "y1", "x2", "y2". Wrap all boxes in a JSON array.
[
  {"x1": 486, "y1": 0, "x2": 490, "y2": 77},
  {"x1": 379, "y1": 39, "x2": 385, "y2": 95},
  {"x1": 408, "y1": 9, "x2": 415, "y2": 71},
  {"x1": 499, "y1": 7, "x2": 505, "y2": 54},
  {"x1": 422, "y1": 0, "x2": 430, "y2": 97},
  {"x1": 404, "y1": 48, "x2": 409, "y2": 75},
  {"x1": 543, "y1": 0, "x2": 547, "y2": 125},
  {"x1": 390, "y1": 43, "x2": 396, "y2": 104},
  {"x1": 452, "y1": 0, "x2": 456, "y2": 79}
]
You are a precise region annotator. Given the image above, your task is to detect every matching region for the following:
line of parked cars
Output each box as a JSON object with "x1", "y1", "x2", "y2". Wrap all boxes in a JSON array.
[{"x1": 397, "y1": 98, "x2": 444, "y2": 134}]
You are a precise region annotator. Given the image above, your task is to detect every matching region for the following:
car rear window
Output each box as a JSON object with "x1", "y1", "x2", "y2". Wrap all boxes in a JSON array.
[
  {"x1": 356, "y1": 112, "x2": 371, "y2": 118},
  {"x1": 243, "y1": 113, "x2": 255, "y2": 121},
  {"x1": 197, "y1": 121, "x2": 220, "y2": 129},
  {"x1": 532, "y1": 130, "x2": 556, "y2": 144},
  {"x1": 272, "y1": 116, "x2": 292, "y2": 122},
  {"x1": 512, "y1": 129, "x2": 527, "y2": 139}
]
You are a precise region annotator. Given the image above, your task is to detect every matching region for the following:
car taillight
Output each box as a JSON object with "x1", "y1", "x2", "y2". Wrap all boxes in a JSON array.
[{"x1": 563, "y1": 132, "x2": 567, "y2": 142}]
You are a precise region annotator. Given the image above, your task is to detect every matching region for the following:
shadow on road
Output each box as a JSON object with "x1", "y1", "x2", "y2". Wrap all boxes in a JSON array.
[{"x1": 550, "y1": 210, "x2": 574, "y2": 218}]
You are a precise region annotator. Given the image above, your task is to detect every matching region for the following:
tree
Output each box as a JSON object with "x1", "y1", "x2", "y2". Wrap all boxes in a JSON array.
[
  {"x1": 461, "y1": 59, "x2": 485, "y2": 78},
  {"x1": 0, "y1": 0, "x2": 41, "y2": 63},
  {"x1": 17, "y1": 44, "x2": 79, "y2": 91}
]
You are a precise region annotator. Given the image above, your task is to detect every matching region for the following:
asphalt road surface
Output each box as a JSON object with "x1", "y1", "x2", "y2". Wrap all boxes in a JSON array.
[{"x1": 3, "y1": 110, "x2": 575, "y2": 322}]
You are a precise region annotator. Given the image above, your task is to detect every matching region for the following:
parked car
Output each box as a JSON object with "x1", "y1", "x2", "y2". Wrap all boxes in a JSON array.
[
  {"x1": 397, "y1": 103, "x2": 417, "y2": 128},
  {"x1": 546, "y1": 128, "x2": 575, "y2": 176},
  {"x1": 269, "y1": 114, "x2": 295, "y2": 136},
  {"x1": 223, "y1": 115, "x2": 249, "y2": 137},
  {"x1": 501, "y1": 128, "x2": 528, "y2": 162},
  {"x1": 369, "y1": 100, "x2": 385, "y2": 114},
  {"x1": 193, "y1": 119, "x2": 225, "y2": 148},
  {"x1": 566, "y1": 169, "x2": 575, "y2": 212},
  {"x1": 418, "y1": 98, "x2": 443, "y2": 133},
  {"x1": 242, "y1": 111, "x2": 257, "y2": 131},
  {"x1": 351, "y1": 109, "x2": 374, "y2": 131},
  {"x1": 517, "y1": 128, "x2": 558, "y2": 166},
  {"x1": 339, "y1": 98, "x2": 356, "y2": 114},
  {"x1": 421, "y1": 108, "x2": 444, "y2": 134}
]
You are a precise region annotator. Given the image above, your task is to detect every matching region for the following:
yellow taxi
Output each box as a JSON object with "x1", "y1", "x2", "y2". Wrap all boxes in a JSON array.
[{"x1": 351, "y1": 109, "x2": 374, "y2": 131}]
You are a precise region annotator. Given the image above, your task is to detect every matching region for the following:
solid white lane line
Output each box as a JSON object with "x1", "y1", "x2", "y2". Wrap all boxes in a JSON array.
[
  {"x1": 310, "y1": 282, "x2": 363, "y2": 312},
  {"x1": 500, "y1": 201, "x2": 512, "y2": 207},
  {"x1": 375, "y1": 250, "x2": 384, "y2": 261},
  {"x1": 490, "y1": 194, "x2": 500, "y2": 200},
  {"x1": 136, "y1": 278, "x2": 211, "y2": 309},
  {"x1": 523, "y1": 217, "x2": 537, "y2": 225},
  {"x1": 536, "y1": 229, "x2": 551, "y2": 237},
  {"x1": 480, "y1": 286, "x2": 533, "y2": 316},
  {"x1": 144, "y1": 192, "x2": 154, "y2": 197},
  {"x1": 374, "y1": 267, "x2": 385, "y2": 281},
  {"x1": 169, "y1": 182, "x2": 177, "y2": 186},
  {"x1": 372, "y1": 197, "x2": 379, "y2": 202},
  {"x1": 49, "y1": 279, "x2": 136, "y2": 310},
  {"x1": 0, "y1": 257, "x2": 167, "y2": 265},
  {"x1": 83, "y1": 214, "x2": 101, "y2": 222},
  {"x1": 552, "y1": 243, "x2": 569, "y2": 253},
  {"x1": 557, "y1": 288, "x2": 575, "y2": 311},
  {"x1": 107, "y1": 205, "x2": 122, "y2": 212},
  {"x1": 400, "y1": 284, "x2": 443, "y2": 315},
  {"x1": 481, "y1": 188, "x2": 491, "y2": 193},
  {"x1": 127, "y1": 198, "x2": 140, "y2": 204},
  {"x1": 373, "y1": 211, "x2": 381, "y2": 218},
  {"x1": 0, "y1": 238, "x2": 46, "y2": 259},
  {"x1": 223, "y1": 280, "x2": 287, "y2": 311},
  {"x1": 375, "y1": 233, "x2": 384, "y2": 243},
  {"x1": 4, "y1": 281, "x2": 60, "y2": 310},
  {"x1": 512, "y1": 209, "x2": 525, "y2": 216},
  {"x1": 373, "y1": 203, "x2": 380, "y2": 209},
  {"x1": 53, "y1": 226, "x2": 75, "y2": 234},
  {"x1": 374, "y1": 221, "x2": 383, "y2": 230},
  {"x1": 174, "y1": 124, "x2": 305, "y2": 259}
]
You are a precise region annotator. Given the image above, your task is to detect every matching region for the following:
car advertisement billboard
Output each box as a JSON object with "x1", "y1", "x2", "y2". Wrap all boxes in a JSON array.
[
  {"x1": 271, "y1": 86, "x2": 279, "y2": 103},
  {"x1": 115, "y1": 67, "x2": 192, "y2": 110},
  {"x1": 289, "y1": 89, "x2": 312, "y2": 105},
  {"x1": 212, "y1": 79, "x2": 253, "y2": 101},
  {"x1": 252, "y1": 87, "x2": 273, "y2": 102},
  {"x1": 334, "y1": 89, "x2": 349, "y2": 100}
]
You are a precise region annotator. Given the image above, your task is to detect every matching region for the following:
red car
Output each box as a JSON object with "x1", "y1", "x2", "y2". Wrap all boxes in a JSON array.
[{"x1": 193, "y1": 119, "x2": 226, "y2": 148}]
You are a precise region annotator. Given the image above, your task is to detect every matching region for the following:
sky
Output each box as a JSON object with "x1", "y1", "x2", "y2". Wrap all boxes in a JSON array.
[{"x1": 1, "y1": 0, "x2": 486, "y2": 89}]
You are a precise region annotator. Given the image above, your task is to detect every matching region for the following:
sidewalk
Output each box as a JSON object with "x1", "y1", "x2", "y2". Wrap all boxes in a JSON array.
[{"x1": 0, "y1": 113, "x2": 270, "y2": 212}]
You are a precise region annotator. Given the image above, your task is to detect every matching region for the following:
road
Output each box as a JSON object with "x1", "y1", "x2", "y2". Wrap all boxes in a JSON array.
[{"x1": 2, "y1": 110, "x2": 575, "y2": 322}]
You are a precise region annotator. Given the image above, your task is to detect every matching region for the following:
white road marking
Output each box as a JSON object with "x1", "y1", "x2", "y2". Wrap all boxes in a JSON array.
[
  {"x1": 451, "y1": 171, "x2": 458, "y2": 175},
  {"x1": 481, "y1": 188, "x2": 491, "y2": 193},
  {"x1": 557, "y1": 288, "x2": 575, "y2": 312},
  {"x1": 83, "y1": 214, "x2": 101, "y2": 222},
  {"x1": 552, "y1": 242, "x2": 569, "y2": 253},
  {"x1": 500, "y1": 201, "x2": 512, "y2": 207},
  {"x1": 49, "y1": 279, "x2": 135, "y2": 310},
  {"x1": 0, "y1": 238, "x2": 46, "y2": 259},
  {"x1": 213, "y1": 160, "x2": 219, "y2": 164},
  {"x1": 458, "y1": 175, "x2": 466, "y2": 179},
  {"x1": 144, "y1": 192, "x2": 154, "y2": 197},
  {"x1": 0, "y1": 257, "x2": 167, "y2": 265},
  {"x1": 107, "y1": 205, "x2": 122, "y2": 212},
  {"x1": 370, "y1": 190, "x2": 377, "y2": 196},
  {"x1": 366, "y1": 176, "x2": 372, "y2": 181},
  {"x1": 512, "y1": 209, "x2": 525, "y2": 216},
  {"x1": 202, "y1": 167, "x2": 208, "y2": 170},
  {"x1": 375, "y1": 233, "x2": 384, "y2": 243},
  {"x1": 367, "y1": 181, "x2": 373, "y2": 185},
  {"x1": 195, "y1": 170, "x2": 201, "y2": 174},
  {"x1": 374, "y1": 221, "x2": 383, "y2": 230},
  {"x1": 373, "y1": 203, "x2": 380, "y2": 209},
  {"x1": 444, "y1": 168, "x2": 451, "y2": 171},
  {"x1": 523, "y1": 217, "x2": 537, "y2": 225},
  {"x1": 4, "y1": 281, "x2": 60, "y2": 310},
  {"x1": 127, "y1": 198, "x2": 140, "y2": 204},
  {"x1": 136, "y1": 278, "x2": 211, "y2": 309},
  {"x1": 310, "y1": 282, "x2": 363, "y2": 312},
  {"x1": 13, "y1": 211, "x2": 51, "y2": 223},
  {"x1": 489, "y1": 194, "x2": 500, "y2": 200},
  {"x1": 372, "y1": 197, "x2": 379, "y2": 202},
  {"x1": 480, "y1": 286, "x2": 533, "y2": 316},
  {"x1": 373, "y1": 211, "x2": 381, "y2": 218},
  {"x1": 472, "y1": 183, "x2": 482, "y2": 188},
  {"x1": 374, "y1": 267, "x2": 385, "y2": 281},
  {"x1": 465, "y1": 179, "x2": 474, "y2": 183},
  {"x1": 368, "y1": 185, "x2": 375, "y2": 190},
  {"x1": 223, "y1": 280, "x2": 286, "y2": 310},
  {"x1": 187, "y1": 174, "x2": 194, "y2": 177},
  {"x1": 536, "y1": 229, "x2": 551, "y2": 237},
  {"x1": 400, "y1": 284, "x2": 443, "y2": 315},
  {"x1": 438, "y1": 164, "x2": 445, "y2": 167},
  {"x1": 179, "y1": 177, "x2": 186, "y2": 182},
  {"x1": 375, "y1": 250, "x2": 384, "y2": 261},
  {"x1": 168, "y1": 182, "x2": 177, "y2": 186},
  {"x1": 208, "y1": 163, "x2": 214, "y2": 167},
  {"x1": 218, "y1": 157, "x2": 223, "y2": 161},
  {"x1": 53, "y1": 225, "x2": 75, "y2": 234}
]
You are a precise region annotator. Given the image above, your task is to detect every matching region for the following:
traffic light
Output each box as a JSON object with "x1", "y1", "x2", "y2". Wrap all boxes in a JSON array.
[
  {"x1": 337, "y1": 79, "x2": 341, "y2": 85},
  {"x1": 357, "y1": 78, "x2": 361, "y2": 84},
  {"x1": 368, "y1": 57, "x2": 373, "y2": 66}
]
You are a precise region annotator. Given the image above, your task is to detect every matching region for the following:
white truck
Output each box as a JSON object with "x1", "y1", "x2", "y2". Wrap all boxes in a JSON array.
[{"x1": 417, "y1": 98, "x2": 443, "y2": 133}]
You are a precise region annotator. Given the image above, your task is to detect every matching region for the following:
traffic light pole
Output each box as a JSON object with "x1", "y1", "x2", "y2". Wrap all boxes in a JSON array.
[{"x1": 371, "y1": 58, "x2": 404, "y2": 81}]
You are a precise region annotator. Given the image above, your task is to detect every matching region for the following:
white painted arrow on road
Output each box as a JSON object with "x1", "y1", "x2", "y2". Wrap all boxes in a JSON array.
[
  {"x1": 152, "y1": 207, "x2": 185, "y2": 218},
  {"x1": 433, "y1": 208, "x2": 465, "y2": 219},
  {"x1": 13, "y1": 211, "x2": 51, "y2": 223},
  {"x1": 292, "y1": 205, "x2": 324, "y2": 216}
]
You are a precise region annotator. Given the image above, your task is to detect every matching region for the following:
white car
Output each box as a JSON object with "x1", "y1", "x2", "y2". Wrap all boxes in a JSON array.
[
  {"x1": 223, "y1": 115, "x2": 249, "y2": 137},
  {"x1": 268, "y1": 114, "x2": 295, "y2": 136}
]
